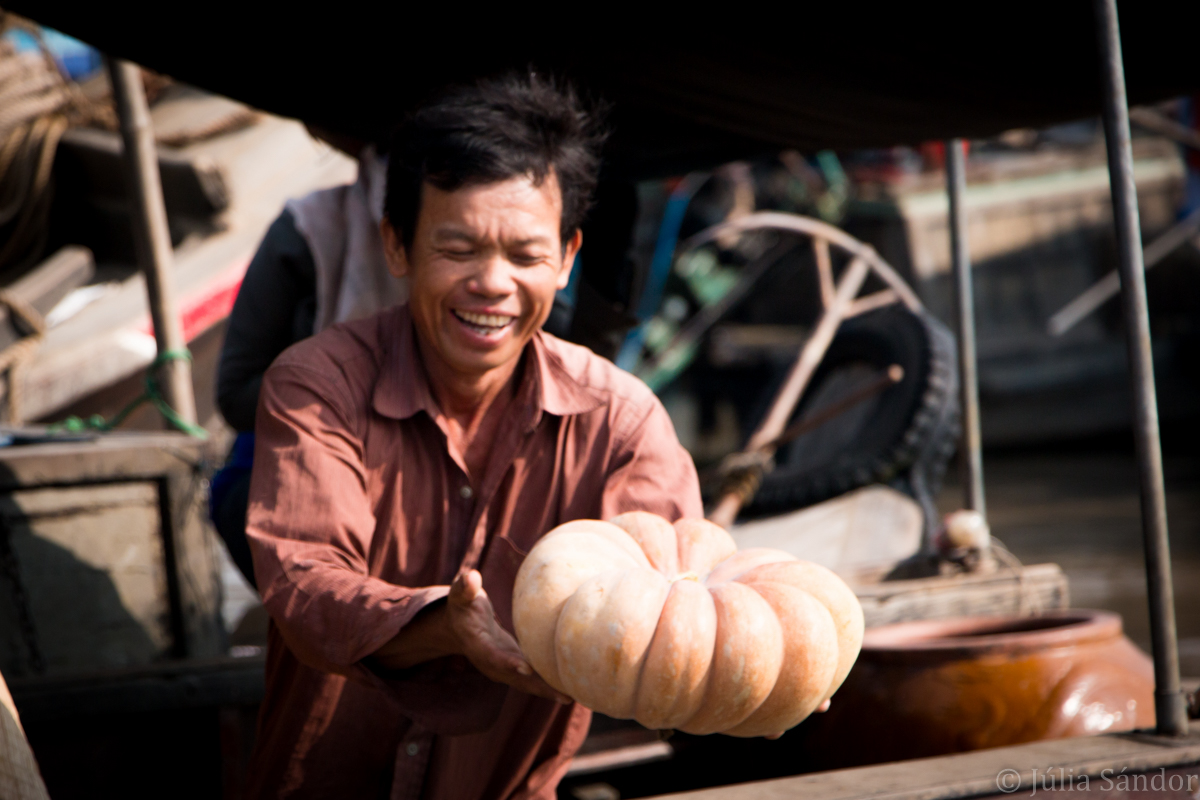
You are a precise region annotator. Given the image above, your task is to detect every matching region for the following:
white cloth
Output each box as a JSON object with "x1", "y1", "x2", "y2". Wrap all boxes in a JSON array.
[{"x1": 285, "y1": 146, "x2": 407, "y2": 334}]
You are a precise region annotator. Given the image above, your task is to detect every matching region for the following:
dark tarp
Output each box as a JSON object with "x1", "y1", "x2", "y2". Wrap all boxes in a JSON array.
[{"x1": 11, "y1": 2, "x2": 1200, "y2": 177}]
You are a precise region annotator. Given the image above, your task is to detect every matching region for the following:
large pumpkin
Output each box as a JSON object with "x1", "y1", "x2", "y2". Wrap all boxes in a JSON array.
[{"x1": 512, "y1": 512, "x2": 864, "y2": 737}]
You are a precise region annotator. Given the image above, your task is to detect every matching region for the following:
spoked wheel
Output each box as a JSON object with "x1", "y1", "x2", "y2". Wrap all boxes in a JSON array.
[
  {"x1": 648, "y1": 212, "x2": 957, "y2": 541},
  {"x1": 747, "y1": 305, "x2": 960, "y2": 518}
]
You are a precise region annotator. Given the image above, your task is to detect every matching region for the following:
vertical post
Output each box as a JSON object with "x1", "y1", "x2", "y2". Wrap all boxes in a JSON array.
[
  {"x1": 946, "y1": 139, "x2": 986, "y2": 519},
  {"x1": 106, "y1": 58, "x2": 197, "y2": 427},
  {"x1": 1094, "y1": 0, "x2": 1187, "y2": 735},
  {"x1": 157, "y1": 476, "x2": 189, "y2": 658}
]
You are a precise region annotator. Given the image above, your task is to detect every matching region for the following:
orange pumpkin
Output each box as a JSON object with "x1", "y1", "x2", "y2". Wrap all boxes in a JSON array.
[{"x1": 512, "y1": 511, "x2": 864, "y2": 736}]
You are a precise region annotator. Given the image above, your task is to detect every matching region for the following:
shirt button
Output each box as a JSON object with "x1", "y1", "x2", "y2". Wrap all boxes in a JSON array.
[
  {"x1": 460, "y1": 485, "x2": 473, "y2": 500},
  {"x1": 406, "y1": 742, "x2": 420, "y2": 756}
]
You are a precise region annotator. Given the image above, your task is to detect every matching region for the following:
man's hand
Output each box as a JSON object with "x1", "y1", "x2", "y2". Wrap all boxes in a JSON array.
[
  {"x1": 371, "y1": 570, "x2": 570, "y2": 704},
  {"x1": 446, "y1": 570, "x2": 571, "y2": 703}
]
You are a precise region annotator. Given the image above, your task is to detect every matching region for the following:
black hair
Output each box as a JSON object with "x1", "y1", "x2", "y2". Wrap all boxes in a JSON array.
[{"x1": 384, "y1": 72, "x2": 607, "y2": 251}]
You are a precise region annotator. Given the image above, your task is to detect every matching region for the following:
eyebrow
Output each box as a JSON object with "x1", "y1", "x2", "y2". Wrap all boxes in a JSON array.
[
  {"x1": 431, "y1": 230, "x2": 477, "y2": 245},
  {"x1": 431, "y1": 229, "x2": 554, "y2": 248}
]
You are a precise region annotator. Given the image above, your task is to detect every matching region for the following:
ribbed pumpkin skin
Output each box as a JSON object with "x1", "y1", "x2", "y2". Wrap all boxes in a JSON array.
[{"x1": 512, "y1": 512, "x2": 865, "y2": 737}]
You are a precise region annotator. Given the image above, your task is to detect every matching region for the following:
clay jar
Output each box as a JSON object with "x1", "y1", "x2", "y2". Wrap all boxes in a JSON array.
[{"x1": 800, "y1": 610, "x2": 1154, "y2": 768}]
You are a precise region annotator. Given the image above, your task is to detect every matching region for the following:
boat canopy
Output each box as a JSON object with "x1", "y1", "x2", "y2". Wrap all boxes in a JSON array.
[{"x1": 10, "y1": 3, "x2": 1200, "y2": 176}]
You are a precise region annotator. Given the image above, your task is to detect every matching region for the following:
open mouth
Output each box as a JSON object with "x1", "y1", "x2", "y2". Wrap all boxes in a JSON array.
[{"x1": 452, "y1": 309, "x2": 516, "y2": 338}]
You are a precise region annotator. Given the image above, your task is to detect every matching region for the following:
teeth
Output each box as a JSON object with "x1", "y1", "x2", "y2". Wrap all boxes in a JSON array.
[{"x1": 455, "y1": 310, "x2": 514, "y2": 328}]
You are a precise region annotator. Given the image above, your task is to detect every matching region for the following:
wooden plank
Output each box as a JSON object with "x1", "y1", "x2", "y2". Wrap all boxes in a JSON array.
[
  {"x1": 650, "y1": 723, "x2": 1200, "y2": 800},
  {"x1": 56, "y1": 127, "x2": 229, "y2": 217},
  {"x1": 0, "y1": 246, "x2": 94, "y2": 354},
  {"x1": 0, "y1": 432, "x2": 204, "y2": 489},
  {"x1": 892, "y1": 146, "x2": 1183, "y2": 281},
  {"x1": 5, "y1": 246, "x2": 94, "y2": 317},
  {"x1": 568, "y1": 742, "x2": 674, "y2": 778},
  {"x1": 856, "y1": 563, "x2": 1069, "y2": 628}
]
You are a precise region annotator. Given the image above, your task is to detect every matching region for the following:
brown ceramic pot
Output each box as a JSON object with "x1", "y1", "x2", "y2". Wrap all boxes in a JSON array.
[{"x1": 799, "y1": 610, "x2": 1154, "y2": 767}]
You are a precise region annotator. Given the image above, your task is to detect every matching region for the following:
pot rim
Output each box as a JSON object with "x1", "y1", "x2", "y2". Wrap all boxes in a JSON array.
[{"x1": 861, "y1": 609, "x2": 1123, "y2": 659}]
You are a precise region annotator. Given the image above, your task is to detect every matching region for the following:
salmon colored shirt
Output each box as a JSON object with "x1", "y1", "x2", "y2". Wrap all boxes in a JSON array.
[{"x1": 245, "y1": 305, "x2": 703, "y2": 800}]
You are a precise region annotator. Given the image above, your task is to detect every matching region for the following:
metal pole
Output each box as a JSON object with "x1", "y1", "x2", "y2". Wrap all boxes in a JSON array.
[
  {"x1": 946, "y1": 139, "x2": 985, "y2": 519},
  {"x1": 1094, "y1": 0, "x2": 1187, "y2": 736},
  {"x1": 106, "y1": 58, "x2": 197, "y2": 426}
]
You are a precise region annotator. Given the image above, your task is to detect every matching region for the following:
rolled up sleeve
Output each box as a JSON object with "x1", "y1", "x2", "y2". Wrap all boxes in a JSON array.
[{"x1": 246, "y1": 363, "x2": 448, "y2": 676}]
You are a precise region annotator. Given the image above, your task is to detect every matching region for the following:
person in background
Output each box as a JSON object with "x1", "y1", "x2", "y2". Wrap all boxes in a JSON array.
[{"x1": 211, "y1": 140, "x2": 400, "y2": 585}]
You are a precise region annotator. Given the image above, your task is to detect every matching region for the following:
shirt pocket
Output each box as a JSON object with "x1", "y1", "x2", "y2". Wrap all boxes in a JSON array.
[{"x1": 479, "y1": 535, "x2": 528, "y2": 635}]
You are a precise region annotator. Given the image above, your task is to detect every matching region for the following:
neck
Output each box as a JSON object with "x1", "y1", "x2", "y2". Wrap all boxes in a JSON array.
[{"x1": 417, "y1": 336, "x2": 523, "y2": 429}]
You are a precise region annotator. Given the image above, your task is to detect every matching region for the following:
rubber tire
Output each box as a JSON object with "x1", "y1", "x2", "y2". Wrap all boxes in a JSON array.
[{"x1": 744, "y1": 305, "x2": 960, "y2": 517}]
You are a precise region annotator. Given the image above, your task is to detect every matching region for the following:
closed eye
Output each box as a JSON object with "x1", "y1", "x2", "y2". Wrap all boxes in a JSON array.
[
  {"x1": 510, "y1": 253, "x2": 548, "y2": 266},
  {"x1": 437, "y1": 247, "x2": 477, "y2": 259}
]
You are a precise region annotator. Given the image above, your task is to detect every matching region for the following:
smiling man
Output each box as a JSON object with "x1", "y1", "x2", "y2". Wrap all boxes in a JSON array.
[{"x1": 244, "y1": 75, "x2": 702, "y2": 799}]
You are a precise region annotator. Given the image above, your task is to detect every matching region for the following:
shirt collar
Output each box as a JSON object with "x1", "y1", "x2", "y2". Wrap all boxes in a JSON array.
[
  {"x1": 372, "y1": 306, "x2": 439, "y2": 421},
  {"x1": 372, "y1": 305, "x2": 604, "y2": 423}
]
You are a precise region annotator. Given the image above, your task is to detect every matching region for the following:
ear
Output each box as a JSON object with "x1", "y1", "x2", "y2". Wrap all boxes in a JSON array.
[
  {"x1": 380, "y1": 218, "x2": 410, "y2": 279},
  {"x1": 557, "y1": 229, "x2": 583, "y2": 291}
]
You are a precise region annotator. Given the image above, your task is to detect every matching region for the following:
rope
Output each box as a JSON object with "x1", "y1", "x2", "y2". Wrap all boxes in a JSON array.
[
  {"x1": 49, "y1": 349, "x2": 208, "y2": 439},
  {"x1": 0, "y1": 15, "x2": 106, "y2": 278}
]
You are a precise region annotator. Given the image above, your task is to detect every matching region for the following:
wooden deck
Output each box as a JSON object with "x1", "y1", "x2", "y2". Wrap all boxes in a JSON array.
[{"x1": 647, "y1": 723, "x2": 1200, "y2": 800}]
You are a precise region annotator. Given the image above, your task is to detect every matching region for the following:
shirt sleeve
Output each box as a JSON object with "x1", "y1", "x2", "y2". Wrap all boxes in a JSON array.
[
  {"x1": 246, "y1": 361, "x2": 449, "y2": 677},
  {"x1": 599, "y1": 392, "x2": 705, "y2": 522}
]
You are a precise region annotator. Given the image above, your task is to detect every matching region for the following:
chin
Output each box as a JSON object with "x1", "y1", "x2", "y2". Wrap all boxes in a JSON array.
[{"x1": 444, "y1": 338, "x2": 519, "y2": 368}]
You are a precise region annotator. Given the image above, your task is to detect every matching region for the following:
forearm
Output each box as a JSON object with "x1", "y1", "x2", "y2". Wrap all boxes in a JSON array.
[{"x1": 371, "y1": 598, "x2": 461, "y2": 669}]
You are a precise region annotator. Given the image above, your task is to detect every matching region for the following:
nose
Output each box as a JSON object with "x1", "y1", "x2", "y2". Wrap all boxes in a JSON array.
[{"x1": 468, "y1": 254, "x2": 517, "y2": 297}]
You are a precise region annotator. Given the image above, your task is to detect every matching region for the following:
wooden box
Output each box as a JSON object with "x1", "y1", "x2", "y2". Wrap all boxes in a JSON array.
[{"x1": 0, "y1": 432, "x2": 223, "y2": 677}]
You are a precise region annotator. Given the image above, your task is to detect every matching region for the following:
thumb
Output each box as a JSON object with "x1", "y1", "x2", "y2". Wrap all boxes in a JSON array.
[{"x1": 450, "y1": 569, "x2": 484, "y2": 606}]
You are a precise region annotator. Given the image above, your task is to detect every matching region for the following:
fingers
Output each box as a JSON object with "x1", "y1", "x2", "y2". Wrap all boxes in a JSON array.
[
  {"x1": 470, "y1": 640, "x2": 569, "y2": 702},
  {"x1": 454, "y1": 620, "x2": 571, "y2": 701},
  {"x1": 516, "y1": 675, "x2": 572, "y2": 705},
  {"x1": 500, "y1": 661, "x2": 571, "y2": 703},
  {"x1": 488, "y1": 645, "x2": 532, "y2": 677},
  {"x1": 446, "y1": 570, "x2": 572, "y2": 704}
]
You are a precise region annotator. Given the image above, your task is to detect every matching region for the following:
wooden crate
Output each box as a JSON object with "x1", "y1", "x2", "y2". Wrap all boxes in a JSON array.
[
  {"x1": 0, "y1": 432, "x2": 223, "y2": 677},
  {"x1": 856, "y1": 562, "x2": 1069, "y2": 628}
]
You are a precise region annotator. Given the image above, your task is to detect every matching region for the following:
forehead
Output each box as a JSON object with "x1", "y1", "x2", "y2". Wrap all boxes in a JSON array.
[{"x1": 420, "y1": 173, "x2": 562, "y2": 242}]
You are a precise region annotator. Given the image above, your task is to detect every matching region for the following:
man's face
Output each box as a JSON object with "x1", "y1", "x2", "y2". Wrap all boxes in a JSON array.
[{"x1": 382, "y1": 172, "x2": 581, "y2": 381}]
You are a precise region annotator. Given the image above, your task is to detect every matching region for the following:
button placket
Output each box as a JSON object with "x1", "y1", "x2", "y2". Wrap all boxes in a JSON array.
[
  {"x1": 458, "y1": 381, "x2": 540, "y2": 571},
  {"x1": 390, "y1": 728, "x2": 433, "y2": 800}
]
